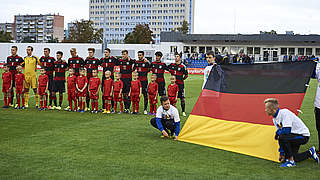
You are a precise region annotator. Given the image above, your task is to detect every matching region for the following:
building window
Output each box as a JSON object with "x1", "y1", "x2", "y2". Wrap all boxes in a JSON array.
[
  {"x1": 170, "y1": 46, "x2": 177, "y2": 53},
  {"x1": 199, "y1": 46, "x2": 205, "y2": 53},
  {"x1": 288, "y1": 48, "x2": 295, "y2": 55},
  {"x1": 280, "y1": 48, "x2": 287, "y2": 55},
  {"x1": 247, "y1": 47, "x2": 253, "y2": 54},
  {"x1": 254, "y1": 47, "x2": 261, "y2": 55},
  {"x1": 306, "y1": 48, "x2": 312, "y2": 55},
  {"x1": 191, "y1": 46, "x2": 197, "y2": 53},
  {"x1": 298, "y1": 48, "x2": 305, "y2": 55}
]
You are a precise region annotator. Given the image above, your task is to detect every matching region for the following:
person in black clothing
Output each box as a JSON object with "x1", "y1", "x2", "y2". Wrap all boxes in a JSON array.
[
  {"x1": 100, "y1": 48, "x2": 118, "y2": 110},
  {"x1": 118, "y1": 50, "x2": 135, "y2": 113},
  {"x1": 133, "y1": 51, "x2": 150, "y2": 114},
  {"x1": 39, "y1": 48, "x2": 56, "y2": 108}
]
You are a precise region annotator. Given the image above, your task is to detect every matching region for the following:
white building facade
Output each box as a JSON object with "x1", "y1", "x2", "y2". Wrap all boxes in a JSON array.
[{"x1": 89, "y1": 0, "x2": 195, "y2": 44}]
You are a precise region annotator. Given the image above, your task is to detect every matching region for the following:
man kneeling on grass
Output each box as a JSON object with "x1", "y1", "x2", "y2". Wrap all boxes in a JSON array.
[
  {"x1": 264, "y1": 98, "x2": 319, "y2": 167},
  {"x1": 150, "y1": 96, "x2": 180, "y2": 140}
]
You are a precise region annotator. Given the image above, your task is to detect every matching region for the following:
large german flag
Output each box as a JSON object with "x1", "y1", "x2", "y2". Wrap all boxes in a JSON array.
[{"x1": 178, "y1": 61, "x2": 316, "y2": 162}]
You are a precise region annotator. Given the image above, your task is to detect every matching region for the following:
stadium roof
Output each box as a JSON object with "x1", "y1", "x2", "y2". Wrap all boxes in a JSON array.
[{"x1": 160, "y1": 32, "x2": 320, "y2": 44}]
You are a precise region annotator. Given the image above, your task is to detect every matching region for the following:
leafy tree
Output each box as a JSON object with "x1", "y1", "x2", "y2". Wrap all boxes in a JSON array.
[
  {"x1": 262, "y1": 30, "x2": 277, "y2": 35},
  {"x1": 0, "y1": 31, "x2": 13, "y2": 42},
  {"x1": 47, "y1": 37, "x2": 59, "y2": 43},
  {"x1": 63, "y1": 19, "x2": 103, "y2": 43},
  {"x1": 177, "y1": 20, "x2": 189, "y2": 34},
  {"x1": 124, "y1": 24, "x2": 155, "y2": 44}
]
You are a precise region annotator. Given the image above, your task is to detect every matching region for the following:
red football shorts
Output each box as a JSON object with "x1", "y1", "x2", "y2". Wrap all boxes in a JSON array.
[
  {"x1": 148, "y1": 95, "x2": 157, "y2": 105},
  {"x1": 16, "y1": 87, "x2": 24, "y2": 94},
  {"x1": 68, "y1": 89, "x2": 77, "y2": 100},
  {"x1": 113, "y1": 92, "x2": 123, "y2": 102},
  {"x1": 103, "y1": 96, "x2": 113, "y2": 101},
  {"x1": 2, "y1": 84, "x2": 10, "y2": 93},
  {"x1": 38, "y1": 86, "x2": 47, "y2": 96},
  {"x1": 169, "y1": 97, "x2": 177, "y2": 105},
  {"x1": 77, "y1": 89, "x2": 87, "y2": 97},
  {"x1": 89, "y1": 90, "x2": 99, "y2": 100},
  {"x1": 131, "y1": 93, "x2": 140, "y2": 102}
]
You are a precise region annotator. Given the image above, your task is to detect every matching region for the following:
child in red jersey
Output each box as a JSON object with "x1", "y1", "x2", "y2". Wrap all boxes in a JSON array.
[
  {"x1": 129, "y1": 71, "x2": 142, "y2": 114},
  {"x1": 147, "y1": 74, "x2": 158, "y2": 115},
  {"x1": 2, "y1": 64, "x2": 12, "y2": 108},
  {"x1": 38, "y1": 67, "x2": 49, "y2": 110},
  {"x1": 15, "y1": 65, "x2": 25, "y2": 109},
  {"x1": 113, "y1": 72, "x2": 123, "y2": 114},
  {"x1": 167, "y1": 75, "x2": 179, "y2": 107},
  {"x1": 102, "y1": 70, "x2": 113, "y2": 114},
  {"x1": 89, "y1": 69, "x2": 101, "y2": 113},
  {"x1": 67, "y1": 68, "x2": 77, "y2": 112},
  {"x1": 76, "y1": 68, "x2": 88, "y2": 113}
]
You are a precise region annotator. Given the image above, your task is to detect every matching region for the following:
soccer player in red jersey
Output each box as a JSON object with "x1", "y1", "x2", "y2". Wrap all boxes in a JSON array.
[
  {"x1": 85, "y1": 48, "x2": 100, "y2": 110},
  {"x1": 15, "y1": 65, "x2": 25, "y2": 109},
  {"x1": 168, "y1": 53, "x2": 188, "y2": 117},
  {"x1": 67, "y1": 68, "x2": 77, "y2": 112},
  {"x1": 76, "y1": 68, "x2": 88, "y2": 113},
  {"x1": 151, "y1": 51, "x2": 167, "y2": 97},
  {"x1": 52, "y1": 51, "x2": 68, "y2": 110},
  {"x1": 133, "y1": 51, "x2": 150, "y2": 114},
  {"x1": 102, "y1": 71, "x2": 113, "y2": 114},
  {"x1": 7, "y1": 46, "x2": 24, "y2": 107},
  {"x1": 167, "y1": 75, "x2": 179, "y2": 107},
  {"x1": 118, "y1": 50, "x2": 135, "y2": 113},
  {"x1": 147, "y1": 74, "x2": 158, "y2": 115},
  {"x1": 113, "y1": 72, "x2": 124, "y2": 113},
  {"x1": 89, "y1": 69, "x2": 101, "y2": 113},
  {"x1": 2, "y1": 64, "x2": 13, "y2": 108},
  {"x1": 39, "y1": 48, "x2": 55, "y2": 108},
  {"x1": 38, "y1": 67, "x2": 49, "y2": 110},
  {"x1": 129, "y1": 72, "x2": 142, "y2": 114}
]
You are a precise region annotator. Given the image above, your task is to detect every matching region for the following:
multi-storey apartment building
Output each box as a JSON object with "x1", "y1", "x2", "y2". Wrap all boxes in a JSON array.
[
  {"x1": 0, "y1": 23, "x2": 14, "y2": 39},
  {"x1": 89, "y1": 0, "x2": 195, "y2": 44},
  {"x1": 14, "y1": 14, "x2": 64, "y2": 43}
]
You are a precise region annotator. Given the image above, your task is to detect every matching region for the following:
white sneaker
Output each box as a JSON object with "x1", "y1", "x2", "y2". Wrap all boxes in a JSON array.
[
  {"x1": 309, "y1": 146, "x2": 319, "y2": 164},
  {"x1": 182, "y1": 112, "x2": 187, "y2": 117},
  {"x1": 64, "y1": 106, "x2": 70, "y2": 111},
  {"x1": 144, "y1": 110, "x2": 148, "y2": 115},
  {"x1": 56, "y1": 106, "x2": 62, "y2": 110}
]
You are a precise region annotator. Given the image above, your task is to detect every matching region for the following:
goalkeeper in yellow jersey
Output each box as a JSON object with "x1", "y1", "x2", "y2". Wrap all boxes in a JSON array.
[{"x1": 21, "y1": 46, "x2": 42, "y2": 108}]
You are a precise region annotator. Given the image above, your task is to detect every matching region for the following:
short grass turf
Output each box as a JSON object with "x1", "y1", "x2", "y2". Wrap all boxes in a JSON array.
[{"x1": 0, "y1": 70, "x2": 319, "y2": 179}]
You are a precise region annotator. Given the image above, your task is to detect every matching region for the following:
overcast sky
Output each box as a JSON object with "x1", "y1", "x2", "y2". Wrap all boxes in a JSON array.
[{"x1": 1, "y1": 0, "x2": 319, "y2": 35}]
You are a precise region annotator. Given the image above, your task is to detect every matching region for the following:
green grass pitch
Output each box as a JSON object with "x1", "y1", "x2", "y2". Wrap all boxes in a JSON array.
[{"x1": 0, "y1": 69, "x2": 319, "y2": 179}]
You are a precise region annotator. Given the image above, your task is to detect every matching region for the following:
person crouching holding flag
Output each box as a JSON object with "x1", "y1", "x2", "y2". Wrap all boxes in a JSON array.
[
  {"x1": 150, "y1": 96, "x2": 180, "y2": 140},
  {"x1": 264, "y1": 98, "x2": 319, "y2": 167}
]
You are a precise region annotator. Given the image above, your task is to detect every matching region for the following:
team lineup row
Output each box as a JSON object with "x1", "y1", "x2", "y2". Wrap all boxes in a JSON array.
[{"x1": 2, "y1": 46, "x2": 188, "y2": 115}]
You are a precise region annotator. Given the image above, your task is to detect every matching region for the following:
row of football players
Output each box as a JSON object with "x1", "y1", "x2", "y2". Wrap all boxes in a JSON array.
[
  {"x1": 4, "y1": 46, "x2": 188, "y2": 115},
  {"x1": 2, "y1": 63, "x2": 180, "y2": 114}
]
